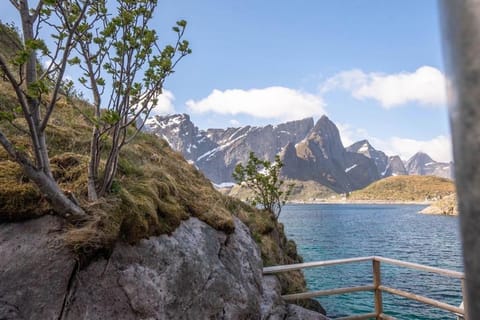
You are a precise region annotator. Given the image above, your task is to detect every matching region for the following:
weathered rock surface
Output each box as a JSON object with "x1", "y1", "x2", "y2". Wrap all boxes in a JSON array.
[
  {"x1": 0, "y1": 215, "x2": 326, "y2": 319},
  {"x1": 64, "y1": 217, "x2": 263, "y2": 319},
  {"x1": 0, "y1": 216, "x2": 75, "y2": 320}
]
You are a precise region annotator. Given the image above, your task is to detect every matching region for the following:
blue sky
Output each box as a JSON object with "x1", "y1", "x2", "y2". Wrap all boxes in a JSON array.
[
  {"x1": 153, "y1": 0, "x2": 451, "y2": 162},
  {"x1": 1, "y1": 1, "x2": 451, "y2": 161}
]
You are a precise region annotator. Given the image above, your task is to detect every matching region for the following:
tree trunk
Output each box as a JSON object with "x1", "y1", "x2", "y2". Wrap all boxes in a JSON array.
[
  {"x1": 0, "y1": 131, "x2": 86, "y2": 220},
  {"x1": 87, "y1": 127, "x2": 100, "y2": 201},
  {"x1": 25, "y1": 165, "x2": 86, "y2": 220}
]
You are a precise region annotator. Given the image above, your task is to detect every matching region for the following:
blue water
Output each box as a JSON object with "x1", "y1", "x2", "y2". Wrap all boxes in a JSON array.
[{"x1": 280, "y1": 204, "x2": 463, "y2": 320}]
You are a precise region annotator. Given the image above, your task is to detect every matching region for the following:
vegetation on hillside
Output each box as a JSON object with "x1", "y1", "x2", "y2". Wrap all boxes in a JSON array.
[
  {"x1": 349, "y1": 175, "x2": 455, "y2": 202},
  {"x1": 0, "y1": 1, "x2": 190, "y2": 220}
]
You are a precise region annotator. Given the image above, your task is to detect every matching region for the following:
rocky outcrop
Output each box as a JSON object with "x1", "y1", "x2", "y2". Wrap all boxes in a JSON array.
[
  {"x1": 406, "y1": 152, "x2": 453, "y2": 179},
  {"x1": 420, "y1": 194, "x2": 458, "y2": 215},
  {"x1": 0, "y1": 215, "x2": 325, "y2": 319}
]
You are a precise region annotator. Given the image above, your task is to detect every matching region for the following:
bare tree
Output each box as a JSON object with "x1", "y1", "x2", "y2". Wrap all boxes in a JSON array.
[
  {"x1": 70, "y1": 0, "x2": 191, "y2": 200},
  {"x1": 0, "y1": 0, "x2": 92, "y2": 219}
]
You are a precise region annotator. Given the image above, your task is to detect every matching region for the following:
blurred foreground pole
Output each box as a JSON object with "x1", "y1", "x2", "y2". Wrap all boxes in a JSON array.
[{"x1": 439, "y1": 1, "x2": 480, "y2": 319}]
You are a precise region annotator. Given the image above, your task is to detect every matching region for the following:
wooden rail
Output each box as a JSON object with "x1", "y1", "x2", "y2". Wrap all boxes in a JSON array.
[{"x1": 263, "y1": 256, "x2": 465, "y2": 320}]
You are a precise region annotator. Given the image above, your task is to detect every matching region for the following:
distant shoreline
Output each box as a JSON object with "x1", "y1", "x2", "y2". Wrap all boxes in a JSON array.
[{"x1": 287, "y1": 199, "x2": 432, "y2": 205}]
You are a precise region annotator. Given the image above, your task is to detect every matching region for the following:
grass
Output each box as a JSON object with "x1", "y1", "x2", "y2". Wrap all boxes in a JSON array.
[{"x1": 349, "y1": 175, "x2": 455, "y2": 201}]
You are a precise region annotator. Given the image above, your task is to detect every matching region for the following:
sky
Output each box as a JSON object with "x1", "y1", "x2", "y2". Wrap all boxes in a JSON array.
[{"x1": 1, "y1": 1, "x2": 452, "y2": 162}]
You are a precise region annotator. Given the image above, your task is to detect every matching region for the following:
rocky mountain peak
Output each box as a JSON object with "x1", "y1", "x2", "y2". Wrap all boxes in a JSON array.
[
  {"x1": 406, "y1": 152, "x2": 452, "y2": 179},
  {"x1": 384, "y1": 155, "x2": 408, "y2": 176},
  {"x1": 146, "y1": 112, "x2": 453, "y2": 188},
  {"x1": 346, "y1": 140, "x2": 389, "y2": 177},
  {"x1": 407, "y1": 152, "x2": 434, "y2": 166}
]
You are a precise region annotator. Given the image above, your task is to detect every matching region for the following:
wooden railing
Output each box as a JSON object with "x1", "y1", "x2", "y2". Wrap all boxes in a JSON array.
[{"x1": 263, "y1": 256, "x2": 465, "y2": 320}]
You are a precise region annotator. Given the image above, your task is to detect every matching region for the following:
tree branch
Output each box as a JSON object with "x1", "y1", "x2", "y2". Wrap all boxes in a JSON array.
[
  {"x1": 31, "y1": 0, "x2": 44, "y2": 23},
  {"x1": 40, "y1": 0, "x2": 91, "y2": 131},
  {"x1": 9, "y1": 0, "x2": 20, "y2": 10}
]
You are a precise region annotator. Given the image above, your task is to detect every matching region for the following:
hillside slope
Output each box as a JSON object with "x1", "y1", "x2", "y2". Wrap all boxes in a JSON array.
[{"x1": 349, "y1": 175, "x2": 455, "y2": 202}]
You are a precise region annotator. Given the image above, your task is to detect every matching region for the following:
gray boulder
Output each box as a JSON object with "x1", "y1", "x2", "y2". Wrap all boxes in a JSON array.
[{"x1": 0, "y1": 215, "x2": 326, "y2": 320}]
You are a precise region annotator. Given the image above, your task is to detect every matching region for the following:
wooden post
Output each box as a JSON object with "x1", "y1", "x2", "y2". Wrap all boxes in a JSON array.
[{"x1": 372, "y1": 259, "x2": 383, "y2": 319}]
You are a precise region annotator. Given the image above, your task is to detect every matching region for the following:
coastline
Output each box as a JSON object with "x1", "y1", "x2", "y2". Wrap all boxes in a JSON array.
[{"x1": 288, "y1": 199, "x2": 432, "y2": 205}]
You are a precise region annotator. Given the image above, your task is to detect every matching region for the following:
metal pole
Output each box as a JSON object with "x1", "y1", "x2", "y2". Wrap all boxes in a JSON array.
[{"x1": 439, "y1": 1, "x2": 480, "y2": 319}]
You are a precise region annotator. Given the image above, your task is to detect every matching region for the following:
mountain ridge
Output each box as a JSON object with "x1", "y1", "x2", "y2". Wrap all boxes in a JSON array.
[{"x1": 147, "y1": 113, "x2": 453, "y2": 193}]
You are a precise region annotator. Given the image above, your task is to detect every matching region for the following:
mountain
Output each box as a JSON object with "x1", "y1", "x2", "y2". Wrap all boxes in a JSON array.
[
  {"x1": 146, "y1": 114, "x2": 314, "y2": 183},
  {"x1": 384, "y1": 155, "x2": 408, "y2": 176},
  {"x1": 147, "y1": 113, "x2": 452, "y2": 194},
  {"x1": 281, "y1": 116, "x2": 380, "y2": 193},
  {"x1": 346, "y1": 140, "x2": 389, "y2": 177},
  {"x1": 405, "y1": 152, "x2": 453, "y2": 179}
]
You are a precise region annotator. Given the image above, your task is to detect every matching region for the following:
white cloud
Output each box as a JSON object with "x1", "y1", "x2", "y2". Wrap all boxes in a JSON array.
[
  {"x1": 186, "y1": 86, "x2": 326, "y2": 120},
  {"x1": 385, "y1": 135, "x2": 452, "y2": 163},
  {"x1": 229, "y1": 119, "x2": 241, "y2": 127},
  {"x1": 322, "y1": 66, "x2": 447, "y2": 108},
  {"x1": 337, "y1": 122, "x2": 369, "y2": 147},
  {"x1": 149, "y1": 90, "x2": 176, "y2": 116},
  {"x1": 338, "y1": 124, "x2": 452, "y2": 162}
]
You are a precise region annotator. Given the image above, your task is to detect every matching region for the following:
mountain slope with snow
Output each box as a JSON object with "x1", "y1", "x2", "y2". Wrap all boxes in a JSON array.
[{"x1": 146, "y1": 114, "x2": 452, "y2": 193}]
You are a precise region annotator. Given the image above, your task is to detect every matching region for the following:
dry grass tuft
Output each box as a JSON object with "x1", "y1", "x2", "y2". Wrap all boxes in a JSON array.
[{"x1": 0, "y1": 161, "x2": 50, "y2": 221}]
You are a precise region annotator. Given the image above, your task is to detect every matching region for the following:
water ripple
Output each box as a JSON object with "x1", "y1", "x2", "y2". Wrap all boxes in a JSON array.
[{"x1": 280, "y1": 204, "x2": 463, "y2": 320}]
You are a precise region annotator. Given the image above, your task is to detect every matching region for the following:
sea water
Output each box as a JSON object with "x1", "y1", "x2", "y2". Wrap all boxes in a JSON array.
[{"x1": 280, "y1": 204, "x2": 463, "y2": 320}]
